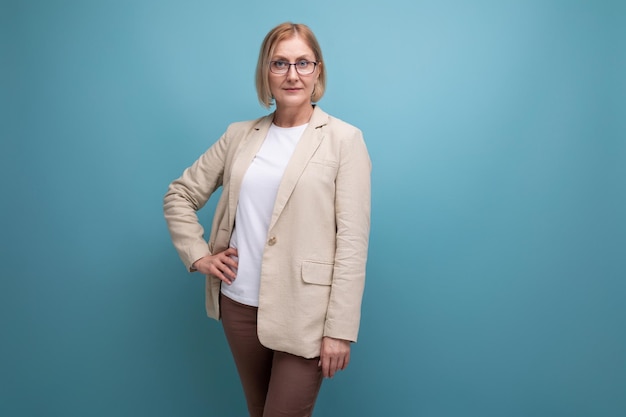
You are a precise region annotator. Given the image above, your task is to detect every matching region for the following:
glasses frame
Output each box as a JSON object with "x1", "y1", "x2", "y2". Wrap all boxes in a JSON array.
[{"x1": 269, "y1": 60, "x2": 319, "y2": 75}]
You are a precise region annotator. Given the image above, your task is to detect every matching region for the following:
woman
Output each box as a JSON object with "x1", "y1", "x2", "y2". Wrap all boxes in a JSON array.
[{"x1": 164, "y1": 22, "x2": 371, "y2": 416}]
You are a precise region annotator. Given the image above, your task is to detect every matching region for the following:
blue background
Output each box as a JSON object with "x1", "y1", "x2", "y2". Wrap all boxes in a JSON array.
[{"x1": 2, "y1": 1, "x2": 625, "y2": 416}]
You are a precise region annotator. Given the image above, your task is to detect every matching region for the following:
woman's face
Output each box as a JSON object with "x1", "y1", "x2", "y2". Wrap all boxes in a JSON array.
[{"x1": 268, "y1": 36, "x2": 320, "y2": 111}]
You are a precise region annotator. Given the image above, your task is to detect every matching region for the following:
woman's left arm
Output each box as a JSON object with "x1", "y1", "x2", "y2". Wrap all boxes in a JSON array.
[{"x1": 320, "y1": 128, "x2": 371, "y2": 376}]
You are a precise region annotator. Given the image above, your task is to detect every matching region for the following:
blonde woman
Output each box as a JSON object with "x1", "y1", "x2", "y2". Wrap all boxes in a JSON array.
[{"x1": 164, "y1": 22, "x2": 371, "y2": 417}]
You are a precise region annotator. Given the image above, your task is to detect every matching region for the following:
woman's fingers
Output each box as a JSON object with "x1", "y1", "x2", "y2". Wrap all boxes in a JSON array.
[
  {"x1": 319, "y1": 337, "x2": 351, "y2": 378},
  {"x1": 194, "y1": 248, "x2": 239, "y2": 284}
]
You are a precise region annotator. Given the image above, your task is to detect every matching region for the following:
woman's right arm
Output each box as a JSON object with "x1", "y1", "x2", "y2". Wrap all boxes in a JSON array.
[{"x1": 163, "y1": 132, "x2": 230, "y2": 271}]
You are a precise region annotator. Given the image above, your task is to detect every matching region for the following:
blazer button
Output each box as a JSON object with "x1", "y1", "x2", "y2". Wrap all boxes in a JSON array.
[{"x1": 268, "y1": 236, "x2": 277, "y2": 246}]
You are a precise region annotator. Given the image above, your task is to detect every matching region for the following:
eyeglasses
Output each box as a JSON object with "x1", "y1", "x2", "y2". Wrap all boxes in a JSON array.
[{"x1": 269, "y1": 60, "x2": 318, "y2": 75}]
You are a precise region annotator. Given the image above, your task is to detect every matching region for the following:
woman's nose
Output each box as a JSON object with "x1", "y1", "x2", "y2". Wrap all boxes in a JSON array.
[{"x1": 286, "y1": 64, "x2": 299, "y2": 79}]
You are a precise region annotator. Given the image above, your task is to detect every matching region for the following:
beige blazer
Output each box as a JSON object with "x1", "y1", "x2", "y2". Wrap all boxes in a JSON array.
[{"x1": 164, "y1": 106, "x2": 371, "y2": 358}]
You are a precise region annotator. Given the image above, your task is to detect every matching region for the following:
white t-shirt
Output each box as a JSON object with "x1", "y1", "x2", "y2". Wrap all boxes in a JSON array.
[{"x1": 221, "y1": 122, "x2": 308, "y2": 306}]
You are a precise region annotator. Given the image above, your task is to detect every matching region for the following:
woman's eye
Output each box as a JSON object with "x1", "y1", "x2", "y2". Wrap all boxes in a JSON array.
[
  {"x1": 297, "y1": 60, "x2": 309, "y2": 67},
  {"x1": 274, "y1": 61, "x2": 288, "y2": 68}
]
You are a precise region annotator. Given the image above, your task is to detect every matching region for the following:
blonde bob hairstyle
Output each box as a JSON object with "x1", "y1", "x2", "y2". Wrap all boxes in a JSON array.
[{"x1": 255, "y1": 22, "x2": 326, "y2": 109}]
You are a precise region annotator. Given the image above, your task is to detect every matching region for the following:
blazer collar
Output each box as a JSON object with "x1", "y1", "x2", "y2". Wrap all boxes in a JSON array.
[
  {"x1": 255, "y1": 104, "x2": 329, "y2": 130},
  {"x1": 228, "y1": 106, "x2": 330, "y2": 231}
]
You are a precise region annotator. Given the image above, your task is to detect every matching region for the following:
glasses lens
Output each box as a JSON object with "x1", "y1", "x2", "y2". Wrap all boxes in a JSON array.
[
  {"x1": 270, "y1": 61, "x2": 287, "y2": 74},
  {"x1": 297, "y1": 61, "x2": 315, "y2": 75}
]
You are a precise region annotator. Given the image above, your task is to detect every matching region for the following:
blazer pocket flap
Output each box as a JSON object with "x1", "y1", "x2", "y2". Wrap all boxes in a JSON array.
[
  {"x1": 301, "y1": 261, "x2": 334, "y2": 286},
  {"x1": 309, "y1": 159, "x2": 338, "y2": 167}
]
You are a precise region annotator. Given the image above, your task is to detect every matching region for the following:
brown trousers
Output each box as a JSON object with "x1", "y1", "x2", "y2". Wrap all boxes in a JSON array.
[{"x1": 220, "y1": 294, "x2": 323, "y2": 417}]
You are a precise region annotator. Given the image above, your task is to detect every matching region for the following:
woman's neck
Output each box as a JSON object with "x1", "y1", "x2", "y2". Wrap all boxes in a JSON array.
[{"x1": 273, "y1": 104, "x2": 314, "y2": 127}]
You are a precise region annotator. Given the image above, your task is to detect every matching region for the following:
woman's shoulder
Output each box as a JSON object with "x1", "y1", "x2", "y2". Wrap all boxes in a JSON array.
[
  {"x1": 327, "y1": 115, "x2": 362, "y2": 135},
  {"x1": 313, "y1": 106, "x2": 362, "y2": 135}
]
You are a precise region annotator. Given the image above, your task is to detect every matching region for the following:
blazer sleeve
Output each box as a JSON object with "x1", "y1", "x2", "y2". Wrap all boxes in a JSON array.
[
  {"x1": 163, "y1": 131, "x2": 229, "y2": 271},
  {"x1": 324, "y1": 128, "x2": 372, "y2": 342}
]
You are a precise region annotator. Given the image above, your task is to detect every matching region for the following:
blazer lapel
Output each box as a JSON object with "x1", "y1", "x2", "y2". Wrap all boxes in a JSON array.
[
  {"x1": 269, "y1": 106, "x2": 330, "y2": 230},
  {"x1": 228, "y1": 115, "x2": 273, "y2": 227}
]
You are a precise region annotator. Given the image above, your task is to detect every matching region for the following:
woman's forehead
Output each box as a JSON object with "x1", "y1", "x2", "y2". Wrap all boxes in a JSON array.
[{"x1": 272, "y1": 36, "x2": 314, "y2": 58}]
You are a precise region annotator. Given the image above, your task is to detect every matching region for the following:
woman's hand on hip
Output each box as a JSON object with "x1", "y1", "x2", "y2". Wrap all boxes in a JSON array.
[
  {"x1": 192, "y1": 248, "x2": 238, "y2": 284},
  {"x1": 319, "y1": 336, "x2": 351, "y2": 378}
]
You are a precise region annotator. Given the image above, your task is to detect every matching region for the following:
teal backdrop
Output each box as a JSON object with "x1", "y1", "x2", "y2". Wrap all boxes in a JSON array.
[{"x1": 1, "y1": 1, "x2": 624, "y2": 416}]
